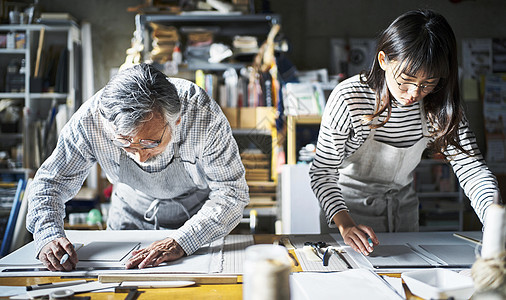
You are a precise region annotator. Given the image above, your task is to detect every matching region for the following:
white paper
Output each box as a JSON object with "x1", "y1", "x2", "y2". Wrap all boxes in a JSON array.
[
  {"x1": 0, "y1": 242, "x2": 43, "y2": 266},
  {"x1": 0, "y1": 286, "x2": 25, "y2": 297},
  {"x1": 419, "y1": 245, "x2": 476, "y2": 266},
  {"x1": 0, "y1": 230, "x2": 224, "y2": 277},
  {"x1": 382, "y1": 275, "x2": 406, "y2": 299},
  {"x1": 291, "y1": 269, "x2": 403, "y2": 300},
  {"x1": 365, "y1": 245, "x2": 430, "y2": 267}
]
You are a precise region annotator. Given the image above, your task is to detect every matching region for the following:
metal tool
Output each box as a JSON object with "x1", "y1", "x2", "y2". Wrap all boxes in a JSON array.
[
  {"x1": 115, "y1": 286, "x2": 143, "y2": 300},
  {"x1": 274, "y1": 237, "x2": 299, "y2": 266},
  {"x1": 405, "y1": 243, "x2": 446, "y2": 266},
  {"x1": 304, "y1": 241, "x2": 329, "y2": 266},
  {"x1": 330, "y1": 247, "x2": 353, "y2": 269}
]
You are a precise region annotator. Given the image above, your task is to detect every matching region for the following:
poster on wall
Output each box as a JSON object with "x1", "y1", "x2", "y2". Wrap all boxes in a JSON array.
[
  {"x1": 483, "y1": 74, "x2": 506, "y2": 174},
  {"x1": 492, "y1": 38, "x2": 506, "y2": 73},
  {"x1": 462, "y1": 38, "x2": 506, "y2": 174},
  {"x1": 462, "y1": 38, "x2": 506, "y2": 77},
  {"x1": 462, "y1": 39, "x2": 492, "y2": 79},
  {"x1": 329, "y1": 38, "x2": 376, "y2": 78}
]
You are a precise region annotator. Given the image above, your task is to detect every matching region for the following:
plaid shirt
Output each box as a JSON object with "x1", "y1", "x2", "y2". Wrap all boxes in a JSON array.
[{"x1": 26, "y1": 78, "x2": 249, "y2": 255}]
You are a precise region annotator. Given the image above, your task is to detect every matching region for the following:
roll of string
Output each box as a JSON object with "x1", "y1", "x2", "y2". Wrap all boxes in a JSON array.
[
  {"x1": 471, "y1": 200, "x2": 506, "y2": 296},
  {"x1": 471, "y1": 251, "x2": 506, "y2": 295}
]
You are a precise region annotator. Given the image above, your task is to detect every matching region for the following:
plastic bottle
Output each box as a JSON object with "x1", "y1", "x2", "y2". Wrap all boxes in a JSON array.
[{"x1": 172, "y1": 45, "x2": 182, "y2": 65}]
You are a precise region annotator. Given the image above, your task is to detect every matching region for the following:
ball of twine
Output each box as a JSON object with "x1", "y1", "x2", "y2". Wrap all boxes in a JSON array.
[{"x1": 471, "y1": 251, "x2": 506, "y2": 295}]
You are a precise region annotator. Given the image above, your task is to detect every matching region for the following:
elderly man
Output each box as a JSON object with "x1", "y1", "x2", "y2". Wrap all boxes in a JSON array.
[{"x1": 26, "y1": 63, "x2": 248, "y2": 271}]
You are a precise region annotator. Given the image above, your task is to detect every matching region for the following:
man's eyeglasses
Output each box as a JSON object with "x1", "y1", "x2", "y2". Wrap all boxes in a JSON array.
[
  {"x1": 112, "y1": 122, "x2": 169, "y2": 149},
  {"x1": 393, "y1": 74, "x2": 441, "y2": 94}
]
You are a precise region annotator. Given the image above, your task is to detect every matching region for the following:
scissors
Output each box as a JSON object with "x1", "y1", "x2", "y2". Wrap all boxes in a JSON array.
[{"x1": 304, "y1": 241, "x2": 330, "y2": 266}]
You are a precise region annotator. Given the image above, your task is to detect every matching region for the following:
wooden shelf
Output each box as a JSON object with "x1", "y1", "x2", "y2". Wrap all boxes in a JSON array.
[
  {"x1": 0, "y1": 49, "x2": 27, "y2": 54},
  {"x1": 29, "y1": 93, "x2": 68, "y2": 99},
  {"x1": 0, "y1": 133, "x2": 22, "y2": 139},
  {"x1": 64, "y1": 223, "x2": 105, "y2": 230},
  {"x1": 0, "y1": 24, "x2": 77, "y2": 32},
  {"x1": 0, "y1": 92, "x2": 25, "y2": 98},
  {"x1": 286, "y1": 115, "x2": 321, "y2": 164}
]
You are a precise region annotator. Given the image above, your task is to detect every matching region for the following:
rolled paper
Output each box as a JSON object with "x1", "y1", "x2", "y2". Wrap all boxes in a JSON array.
[
  {"x1": 481, "y1": 203, "x2": 506, "y2": 259},
  {"x1": 243, "y1": 244, "x2": 291, "y2": 300}
]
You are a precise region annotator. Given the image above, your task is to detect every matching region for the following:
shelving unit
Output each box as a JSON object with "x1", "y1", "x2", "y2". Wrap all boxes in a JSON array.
[
  {"x1": 0, "y1": 182, "x2": 18, "y2": 249},
  {"x1": 134, "y1": 13, "x2": 281, "y2": 233},
  {"x1": 414, "y1": 159, "x2": 465, "y2": 231},
  {"x1": 0, "y1": 23, "x2": 81, "y2": 175},
  {"x1": 286, "y1": 115, "x2": 321, "y2": 164},
  {"x1": 135, "y1": 13, "x2": 280, "y2": 71}
]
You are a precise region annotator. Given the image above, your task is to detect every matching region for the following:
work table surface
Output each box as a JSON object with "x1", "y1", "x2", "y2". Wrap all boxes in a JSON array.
[{"x1": 2, "y1": 233, "x2": 477, "y2": 299}]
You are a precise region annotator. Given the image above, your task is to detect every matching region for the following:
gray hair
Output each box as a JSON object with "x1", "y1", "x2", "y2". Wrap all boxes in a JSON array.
[{"x1": 99, "y1": 63, "x2": 181, "y2": 136}]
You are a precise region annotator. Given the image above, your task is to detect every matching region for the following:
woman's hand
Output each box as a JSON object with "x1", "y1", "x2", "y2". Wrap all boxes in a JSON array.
[
  {"x1": 125, "y1": 238, "x2": 185, "y2": 269},
  {"x1": 39, "y1": 237, "x2": 78, "y2": 271},
  {"x1": 333, "y1": 211, "x2": 379, "y2": 256}
]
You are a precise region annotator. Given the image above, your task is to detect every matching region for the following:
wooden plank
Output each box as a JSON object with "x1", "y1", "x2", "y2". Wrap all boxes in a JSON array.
[
  {"x1": 98, "y1": 274, "x2": 238, "y2": 284},
  {"x1": 34, "y1": 28, "x2": 45, "y2": 78}
]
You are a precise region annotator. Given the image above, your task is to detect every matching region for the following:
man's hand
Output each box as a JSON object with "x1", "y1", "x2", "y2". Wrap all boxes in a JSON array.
[
  {"x1": 333, "y1": 211, "x2": 379, "y2": 256},
  {"x1": 125, "y1": 238, "x2": 185, "y2": 269},
  {"x1": 39, "y1": 237, "x2": 78, "y2": 271}
]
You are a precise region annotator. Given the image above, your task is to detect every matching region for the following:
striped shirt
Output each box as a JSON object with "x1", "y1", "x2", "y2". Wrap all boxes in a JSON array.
[
  {"x1": 309, "y1": 75, "x2": 499, "y2": 225},
  {"x1": 26, "y1": 78, "x2": 249, "y2": 255}
]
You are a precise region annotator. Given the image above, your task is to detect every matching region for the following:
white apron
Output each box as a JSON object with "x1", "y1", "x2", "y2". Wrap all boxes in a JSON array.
[
  {"x1": 336, "y1": 105, "x2": 430, "y2": 232},
  {"x1": 107, "y1": 143, "x2": 210, "y2": 230}
]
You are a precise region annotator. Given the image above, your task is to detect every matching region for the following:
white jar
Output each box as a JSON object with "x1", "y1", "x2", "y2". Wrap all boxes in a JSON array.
[{"x1": 243, "y1": 244, "x2": 291, "y2": 300}]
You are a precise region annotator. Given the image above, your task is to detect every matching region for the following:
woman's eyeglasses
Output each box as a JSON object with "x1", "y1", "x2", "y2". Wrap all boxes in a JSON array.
[
  {"x1": 112, "y1": 122, "x2": 169, "y2": 149},
  {"x1": 393, "y1": 75, "x2": 441, "y2": 94}
]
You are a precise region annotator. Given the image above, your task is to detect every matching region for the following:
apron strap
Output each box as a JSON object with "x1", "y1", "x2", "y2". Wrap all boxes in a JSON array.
[
  {"x1": 419, "y1": 100, "x2": 429, "y2": 136},
  {"x1": 385, "y1": 189, "x2": 401, "y2": 232},
  {"x1": 143, "y1": 197, "x2": 192, "y2": 230}
]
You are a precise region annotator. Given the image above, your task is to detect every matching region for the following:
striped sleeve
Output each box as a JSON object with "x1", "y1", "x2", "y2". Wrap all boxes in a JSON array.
[
  {"x1": 309, "y1": 76, "x2": 373, "y2": 225},
  {"x1": 443, "y1": 117, "x2": 499, "y2": 223}
]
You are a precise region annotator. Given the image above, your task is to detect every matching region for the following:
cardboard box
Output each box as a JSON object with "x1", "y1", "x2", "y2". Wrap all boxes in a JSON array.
[
  {"x1": 239, "y1": 107, "x2": 276, "y2": 129},
  {"x1": 239, "y1": 107, "x2": 256, "y2": 129},
  {"x1": 15, "y1": 33, "x2": 25, "y2": 49},
  {"x1": 0, "y1": 34, "x2": 7, "y2": 48},
  {"x1": 221, "y1": 107, "x2": 239, "y2": 128}
]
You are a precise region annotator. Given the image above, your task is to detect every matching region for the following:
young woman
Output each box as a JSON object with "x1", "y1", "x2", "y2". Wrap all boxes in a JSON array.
[{"x1": 309, "y1": 9, "x2": 501, "y2": 256}]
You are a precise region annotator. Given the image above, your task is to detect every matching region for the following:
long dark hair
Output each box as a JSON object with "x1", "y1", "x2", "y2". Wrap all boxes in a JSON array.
[{"x1": 362, "y1": 9, "x2": 467, "y2": 155}]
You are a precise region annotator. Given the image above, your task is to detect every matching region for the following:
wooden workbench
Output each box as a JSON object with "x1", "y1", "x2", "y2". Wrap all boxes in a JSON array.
[{"x1": 0, "y1": 235, "x2": 427, "y2": 299}]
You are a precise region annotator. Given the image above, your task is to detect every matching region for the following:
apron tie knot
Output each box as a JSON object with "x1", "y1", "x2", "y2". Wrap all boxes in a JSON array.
[{"x1": 144, "y1": 199, "x2": 161, "y2": 229}]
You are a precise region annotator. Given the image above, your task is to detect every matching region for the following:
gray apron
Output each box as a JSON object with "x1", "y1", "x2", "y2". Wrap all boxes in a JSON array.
[
  {"x1": 336, "y1": 104, "x2": 430, "y2": 232},
  {"x1": 107, "y1": 143, "x2": 210, "y2": 230}
]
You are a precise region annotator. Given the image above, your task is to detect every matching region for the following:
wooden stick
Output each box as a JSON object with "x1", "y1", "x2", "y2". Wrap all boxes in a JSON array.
[
  {"x1": 98, "y1": 274, "x2": 238, "y2": 284},
  {"x1": 453, "y1": 233, "x2": 482, "y2": 245},
  {"x1": 34, "y1": 27, "x2": 45, "y2": 78}
]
